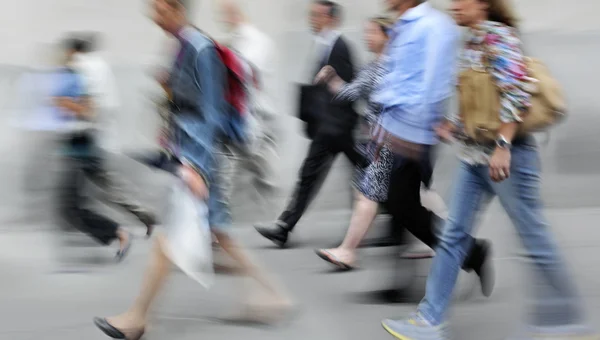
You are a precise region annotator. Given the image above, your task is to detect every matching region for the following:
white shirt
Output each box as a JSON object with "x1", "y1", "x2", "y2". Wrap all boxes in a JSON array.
[
  {"x1": 72, "y1": 53, "x2": 119, "y2": 110},
  {"x1": 72, "y1": 53, "x2": 121, "y2": 151},
  {"x1": 228, "y1": 23, "x2": 277, "y2": 117},
  {"x1": 314, "y1": 29, "x2": 341, "y2": 65},
  {"x1": 305, "y1": 28, "x2": 340, "y2": 82}
]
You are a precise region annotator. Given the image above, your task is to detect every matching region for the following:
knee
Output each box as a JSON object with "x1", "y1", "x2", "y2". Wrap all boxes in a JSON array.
[{"x1": 438, "y1": 218, "x2": 472, "y2": 250}]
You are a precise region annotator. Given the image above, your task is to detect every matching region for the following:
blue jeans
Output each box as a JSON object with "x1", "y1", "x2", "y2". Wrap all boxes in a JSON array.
[{"x1": 418, "y1": 141, "x2": 583, "y2": 326}]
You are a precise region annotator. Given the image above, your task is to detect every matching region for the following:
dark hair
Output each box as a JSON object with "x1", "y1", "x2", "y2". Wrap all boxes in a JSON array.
[
  {"x1": 64, "y1": 37, "x2": 91, "y2": 53},
  {"x1": 316, "y1": 0, "x2": 341, "y2": 20},
  {"x1": 480, "y1": 0, "x2": 519, "y2": 28},
  {"x1": 81, "y1": 32, "x2": 101, "y2": 52}
]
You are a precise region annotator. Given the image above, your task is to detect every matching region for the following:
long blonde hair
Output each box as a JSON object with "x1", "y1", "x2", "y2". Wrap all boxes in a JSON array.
[{"x1": 483, "y1": 0, "x2": 520, "y2": 28}]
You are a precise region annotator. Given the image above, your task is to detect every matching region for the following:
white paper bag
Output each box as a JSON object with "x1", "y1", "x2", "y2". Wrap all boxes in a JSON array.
[{"x1": 163, "y1": 180, "x2": 214, "y2": 288}]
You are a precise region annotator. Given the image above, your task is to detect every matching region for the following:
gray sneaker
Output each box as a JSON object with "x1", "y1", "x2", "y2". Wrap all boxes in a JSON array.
[{"x1": 381, "y1": 314, "x2": 449, "y2": 340}]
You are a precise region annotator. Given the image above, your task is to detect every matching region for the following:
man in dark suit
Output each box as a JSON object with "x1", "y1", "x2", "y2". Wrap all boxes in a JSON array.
[{"x1": 255, "y1": 1, "x2": 367, "y2": 248}]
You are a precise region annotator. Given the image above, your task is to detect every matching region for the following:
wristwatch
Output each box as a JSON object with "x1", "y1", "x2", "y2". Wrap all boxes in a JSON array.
[{"x1": 495, "y1": 134, "x2": 512, "y2": 150}]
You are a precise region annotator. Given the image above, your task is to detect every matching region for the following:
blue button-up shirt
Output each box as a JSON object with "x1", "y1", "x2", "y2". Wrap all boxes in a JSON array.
[{"x1": 372, "y1": 2, "x2": 460, "y2": 145}]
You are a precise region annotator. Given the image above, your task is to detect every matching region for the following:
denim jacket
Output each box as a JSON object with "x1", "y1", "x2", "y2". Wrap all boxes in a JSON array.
[{"x1": 168, "y1": 26, "x2": 227, "y2": 186}]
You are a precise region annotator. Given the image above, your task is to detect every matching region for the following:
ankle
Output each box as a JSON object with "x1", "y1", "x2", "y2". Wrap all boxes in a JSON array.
[{"x1": 125, "y1": 307, "x2": 146, "y2": 322}]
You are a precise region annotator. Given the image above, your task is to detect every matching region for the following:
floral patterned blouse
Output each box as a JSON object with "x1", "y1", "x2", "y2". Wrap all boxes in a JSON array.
[{"x1": 448, "y1": 20, "x2": 533, "y2": 164}]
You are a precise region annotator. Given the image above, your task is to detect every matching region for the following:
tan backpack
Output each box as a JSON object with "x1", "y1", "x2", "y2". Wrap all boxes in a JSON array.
[{"x1": 458, "y1": 46, "x2": 567, "y2": 142}]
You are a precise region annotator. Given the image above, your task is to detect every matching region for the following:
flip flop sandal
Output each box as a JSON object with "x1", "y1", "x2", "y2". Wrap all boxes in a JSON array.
[{"x1": 315, "y1": 249, "x2": 355, "y2": 271}]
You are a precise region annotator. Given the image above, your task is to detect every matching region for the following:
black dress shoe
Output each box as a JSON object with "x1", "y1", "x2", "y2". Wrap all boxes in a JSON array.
[
  {"x1": 466, "y1": 239, "x2": 495, "y2": 297},
  {"x1": 254, "y1": 223, "x2": 289, "y2": 248}
]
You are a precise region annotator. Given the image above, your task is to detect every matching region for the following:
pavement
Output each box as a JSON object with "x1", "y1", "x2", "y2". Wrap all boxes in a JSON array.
[{"x1": 1, "y1": 202, "x2": 600, "y2": 340}]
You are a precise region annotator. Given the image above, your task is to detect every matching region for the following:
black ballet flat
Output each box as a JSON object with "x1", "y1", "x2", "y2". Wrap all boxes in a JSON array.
[{"x1": 93, "y1": 317, "x2": 144, "y2": 340}]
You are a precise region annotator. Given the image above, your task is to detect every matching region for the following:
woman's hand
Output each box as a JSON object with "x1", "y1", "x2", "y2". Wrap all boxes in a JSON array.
[
  {"x1": 314, "y1": 65, "x2": 336, "y2": 84},
  {"x1": 180, "y1": 165, "x2": 209, "y2": 200},
  {"x1": 435, "y1": 120, "x2": 457, "y2": 144},
  {"x1": 489, "y1": 147, "x2": 511, "y2": 182}
]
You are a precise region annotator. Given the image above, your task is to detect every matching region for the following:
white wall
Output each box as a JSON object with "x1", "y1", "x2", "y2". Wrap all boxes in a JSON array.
[{"x1": 3, "y1": 0, "x2": 599, "y2": 67}]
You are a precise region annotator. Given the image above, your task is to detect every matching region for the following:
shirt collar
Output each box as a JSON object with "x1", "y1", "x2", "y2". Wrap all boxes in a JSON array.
[
  {"x1": 399, "y1": 1, "x2": 431, "y2": 22},
  {"x1": 387, "y1": 2, "x2": 431, "y2": 39},
  {"x1": 466, "y1": 20, "x2": 494, "y2": 44},
  {"x1": 315, "y1": 28, "x2": 340, "y2": 46},
  {"x1": 175, "y1": 25, "x2": 195, "y2": 43}
]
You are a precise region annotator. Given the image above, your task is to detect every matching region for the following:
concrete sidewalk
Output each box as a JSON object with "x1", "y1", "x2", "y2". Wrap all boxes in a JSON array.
[{"x1": 1, "y1": 204, "x2": 600, "y2": 340}]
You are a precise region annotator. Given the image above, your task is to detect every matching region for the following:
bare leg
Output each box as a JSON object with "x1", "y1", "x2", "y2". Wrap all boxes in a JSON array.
[
  {"x1": 214, "y1": 231, "x2": 287, "y2": 297},
  {"x1": 107, "y1": 235, "x2": 172, "y2": 331},
  {"x1": 319, "y1": 192, "x2": 379, "y2": 267},
  {"x1": 340, "y1": 193, "x2": 380, "y2": 250},
  {"x1": 116, "y1": 228, "x2": 131, "y2": 253},
  {"x1": 213, "y1": 231, "x2": 292, "y2": 321}
]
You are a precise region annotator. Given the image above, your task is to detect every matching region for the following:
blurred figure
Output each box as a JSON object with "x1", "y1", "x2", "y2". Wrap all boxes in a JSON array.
[
  {"x1": 255, "y1": 0, "x2": 367, "y2": 248},
  {"x1": 71, "y1": 33, "x2": 120, "y2": 152},
  {"x1": 54, "y1": 38, "x2": 132, "y2": 261},
  {"x1": 70, "y1": 35, "x2": 157, "y2": 237},
  {"x1": 314, "y1": 17, "x2": 444, "y2": 270},
  {"x1": 217, "y1": 0, "x2": 280, "y2": 213},
  {"x1": 368, "y1": 0, "x2": 494, "y2": 302},
  {"x1": 93, "y1": 1, "x2": 291, "y2": 338},
  {"x1": 381, "y1": 0, "x2": 597, "y2": 339}
]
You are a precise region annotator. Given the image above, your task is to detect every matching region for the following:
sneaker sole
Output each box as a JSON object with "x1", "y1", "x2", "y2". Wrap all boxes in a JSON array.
[{"x1": 382, "y1": 321, "x2": 414, "y2": 340}]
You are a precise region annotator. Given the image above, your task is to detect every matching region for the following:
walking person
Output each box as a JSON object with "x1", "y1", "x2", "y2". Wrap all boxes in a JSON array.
[
  {"x1": 55, "y1": 38, "x2": 132, "y2": 260},
  {"x1": 70, "y1": 35, "x2": 157, "y2": 237},
  {"x1": 217, "y1": 0, "x2": 281, "y2": 213},
  {"x1": 314, "y1": 16, "x2": 445, "y2": 270},
  {"x1": 254, "y1": 0, "x2": 368, "y2": 248},
  {"x1": 93, "y1": 1, "x2": 291, "y2": 338},
  {"x1": 368, "y1": 0, "x2": 493, "y2": 298},
  {"x1": 313, "y1": 13, "x2": 493, "y2": 301},
  {"x1": 381, "y1": 0, "x2": 598, "y2": 339}
]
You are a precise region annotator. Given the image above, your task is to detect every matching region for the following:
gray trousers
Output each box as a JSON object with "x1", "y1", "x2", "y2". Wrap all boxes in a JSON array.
[{"x1": 215, "y1": 109, "x2": 280, "y2": 208}]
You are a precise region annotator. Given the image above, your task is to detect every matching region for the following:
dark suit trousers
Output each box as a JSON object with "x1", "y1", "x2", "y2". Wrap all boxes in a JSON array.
[
  {"x1": 279, "y1": 132, "x2": 367, "y2": 230},
  {"x1": 383, "y1": 148, "x2": 483, "y2": 272},
  {"x1": 59, "y1": 155, "x2": 120, "y2": 245}
]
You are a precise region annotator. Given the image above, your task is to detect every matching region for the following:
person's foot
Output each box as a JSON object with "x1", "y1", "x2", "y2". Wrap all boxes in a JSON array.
[
  {"x1": 473, "y1": 239, "x2": 494, "y2": 297},
  {"x1": 93, "y1": 314, "x2": 145, "y2": 340},
  {"x1": 234, "y1": 294, "x2": 295, "y2": 325},
  {"x1": 315, "y1": 248, "x2": 356, "y2": 270},
  {"x1": 254, "y1": 222, "x2": 289, "y2": 248},
  {"x1": 381, "y1": 313, "x2": 448, "y2": 340},
  {"x1": 115, "y1": 230, "x2": 132, "y2": 262}
]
